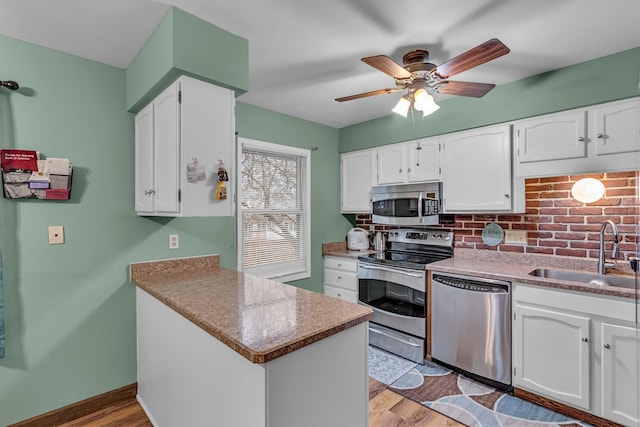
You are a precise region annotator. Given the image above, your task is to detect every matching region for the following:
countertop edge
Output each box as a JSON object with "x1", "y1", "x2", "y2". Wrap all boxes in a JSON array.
[{"x1": 132, "y1": 256, "x2": 374, "y2": 364}]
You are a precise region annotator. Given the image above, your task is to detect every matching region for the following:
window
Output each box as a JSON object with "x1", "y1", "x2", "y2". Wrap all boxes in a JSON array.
[{"x1": 237, "y1": 138, "x2": 310, "y2": 282}]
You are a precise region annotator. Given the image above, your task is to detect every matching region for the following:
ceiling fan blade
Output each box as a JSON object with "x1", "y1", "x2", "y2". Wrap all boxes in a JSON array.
[
  {"x1": 335, "y1": 88, "x2": 403, "y2": 102},
  {"x1": 435, "y1": 39, "x2": 510, "y2": 79},
  {"x1": 434, "y1": 81, "x2": 496, "y2": 98},
  {"x1": 361, "y1": 55, "x2": 414, "y2": 79}
]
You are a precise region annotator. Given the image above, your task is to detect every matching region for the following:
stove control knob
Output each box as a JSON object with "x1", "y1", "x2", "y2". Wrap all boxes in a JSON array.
[{"x1": 437, "y1": 235, "x2": 442, "y2": 239}]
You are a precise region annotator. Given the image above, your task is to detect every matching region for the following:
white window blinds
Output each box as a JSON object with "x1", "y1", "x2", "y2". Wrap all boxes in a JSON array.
[{"x1": 238, "y1": 138, "x2": 310, "y2": 281}]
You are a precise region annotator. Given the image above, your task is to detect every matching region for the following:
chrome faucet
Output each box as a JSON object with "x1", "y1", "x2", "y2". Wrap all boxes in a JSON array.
[{"x1": 598, "y1": 220, "x2": 619, "y2": 275}]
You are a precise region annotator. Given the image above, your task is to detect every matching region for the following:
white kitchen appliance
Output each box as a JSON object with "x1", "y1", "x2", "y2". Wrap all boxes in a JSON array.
[{"x1": 347, "y1": 227, "x2": 369, "y2": 251}]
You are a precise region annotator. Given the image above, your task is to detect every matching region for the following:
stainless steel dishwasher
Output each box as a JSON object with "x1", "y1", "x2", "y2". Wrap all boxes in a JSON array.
[{"x1": 431, "y1": 272, "x2": 512, "y2": 389}]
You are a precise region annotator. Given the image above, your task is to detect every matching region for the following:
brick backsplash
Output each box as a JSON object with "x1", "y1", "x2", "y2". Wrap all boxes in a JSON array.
[{"x1": 355, "y1": 171, "x2": 639, "y2": 261}]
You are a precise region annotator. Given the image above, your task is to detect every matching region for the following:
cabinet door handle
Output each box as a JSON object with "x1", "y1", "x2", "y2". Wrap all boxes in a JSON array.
[
  {"x1": 337, "y1": 276, "x2": 342, "y2": 280},
  {"x1": 144, "y1": 189, "x2": 156, "y2": 196},
  {"x1": 578, "y1": 137, "x2": 585, "y2": 142},
  {"x1": 582, "y1": 337, "x2": 588, "y2": 342},
  {"x1": 399, "y1": 168, "x2": 403, "y2": 173},
  {"x1": 408, "y1": 168, "x2": 412, "y2": 173},
  {"x1": 597, "y1": 134, "x2": 605, "y2": 139},
  {"x1": 604, "y1": 343, "x2": 610, "y2": 349},
  {"x1": 504, "y1": 194, "x2": 510, "y2": 199}
]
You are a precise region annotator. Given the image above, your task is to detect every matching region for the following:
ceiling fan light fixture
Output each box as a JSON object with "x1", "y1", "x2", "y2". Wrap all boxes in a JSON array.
[
  {"x1": 392, "y1": 95, "x2": 411, "y2": 117},
  {"x1": 420, "y1": 93, "x2": 440, "y2": 117}
]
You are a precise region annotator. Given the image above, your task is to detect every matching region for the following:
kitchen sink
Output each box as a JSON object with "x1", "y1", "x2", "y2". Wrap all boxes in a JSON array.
[{"x1": 528, "y1": 268, "x2": 637, "y2": 290}]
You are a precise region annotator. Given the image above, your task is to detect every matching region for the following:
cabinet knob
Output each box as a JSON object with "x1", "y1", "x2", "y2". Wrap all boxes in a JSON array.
[
  {"x1": 504, "y1": 194, "x2": 510, "y2": 199},
  {"x1": 578, "y1": 137, "x2": 585, "y2": 142},
  {"x1": 337, "y1": 293, "x2": 342, "y2": 297},
  {"x1": 582, "y1": 337, "x2": 588, "y2": 342},
  {"x1": 604, "y1": 343, "x2": 610, "y2": 349},
  {"x1": 408, "y1": 168, "x2": 412, "y2": 173},
  {"x1": 399, "y1": 168, "x2": 403, "y2": 173},
  {"x1": 337, "y1": 276, "x2": 342, "y2": 280},
  {"x1": 597, "y1": 134, "x2": 604, "y2": 139}
]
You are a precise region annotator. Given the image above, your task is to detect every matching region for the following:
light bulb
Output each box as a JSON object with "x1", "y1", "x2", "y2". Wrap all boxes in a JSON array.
[
  {"x1": 421, "y1": 94, "x2": 440, "y2": 116},
  {"x1": 391, "y1": 96, "x2": 411, "y2": 117},
  {"x1": 571, "y1": 178, "x2": 605, "y2": 203},
  {"x1": 413, "y1": 88, "x2": 428, "y2": 111}
]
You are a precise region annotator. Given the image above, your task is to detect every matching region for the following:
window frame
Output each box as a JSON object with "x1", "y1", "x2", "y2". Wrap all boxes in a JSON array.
[{"x1": 236, "y1": 137, "x2": 311, "y2": 282}]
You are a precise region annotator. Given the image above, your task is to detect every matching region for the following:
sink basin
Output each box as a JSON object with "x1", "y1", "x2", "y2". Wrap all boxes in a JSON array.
[{"x1": 529, "y1": 268, "x2": 637, "y2": 290}]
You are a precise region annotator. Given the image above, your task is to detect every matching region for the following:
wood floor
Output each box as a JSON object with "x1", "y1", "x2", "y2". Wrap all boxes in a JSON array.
[{"x1": 57, "y1": 378, "x2": 461, "y2": 427}]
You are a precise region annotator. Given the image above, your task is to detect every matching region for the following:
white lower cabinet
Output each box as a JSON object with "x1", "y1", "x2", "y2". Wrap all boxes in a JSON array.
[
  {"x1": 513, "y1": 283, "x2": 639, "y2": 425},
  {"x1": 602, "y1": 322, "x2": 640, "y2": 426},
  {"x1": 323, "y1": 256, "x2": 358, "y2": 303},
  {"x1": 515, "y1": 305, "x2": 591, "y2": 409}
]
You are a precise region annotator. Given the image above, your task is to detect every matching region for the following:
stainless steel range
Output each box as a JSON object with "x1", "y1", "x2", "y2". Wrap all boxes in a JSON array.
[{"x1": 358, "y1": 228, "x2": 454, "y2": 363}]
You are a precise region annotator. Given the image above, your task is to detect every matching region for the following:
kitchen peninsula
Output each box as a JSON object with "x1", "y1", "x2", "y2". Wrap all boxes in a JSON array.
[{"x1": 130, "y1": 255, "x2": 373, "y2": 427}]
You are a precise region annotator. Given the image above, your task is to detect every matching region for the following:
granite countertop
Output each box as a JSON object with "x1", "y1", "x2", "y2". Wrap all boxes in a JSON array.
[
  {"x1": 130, "y1": 255, "x2": 373, "y2": 364},
  {"x1": 322, "y1": 241, "x2": 380, "y2": 259},
  {"x1": 428, "y1": 248, "x2": 637, "y2": 299}
]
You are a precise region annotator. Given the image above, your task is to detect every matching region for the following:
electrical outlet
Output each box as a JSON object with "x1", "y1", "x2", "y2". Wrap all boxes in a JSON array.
[
  {"x1": 169, "y1": 234, "x2": 179, "y2": 249},
  {"x1": 48, "y1": 225, "x2": 64, "y2": 245},
  {"x1": 504, "y1": 230, "x2": 527, "y2": 244}
]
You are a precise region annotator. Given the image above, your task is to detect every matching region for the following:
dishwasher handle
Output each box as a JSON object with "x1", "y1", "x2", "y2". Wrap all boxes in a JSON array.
[{"x1": 432, "y1": 274, "x2": 509, "y2": 293}]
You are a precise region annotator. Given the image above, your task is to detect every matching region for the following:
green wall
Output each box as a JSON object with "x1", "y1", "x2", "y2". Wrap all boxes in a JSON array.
[
  {"x1": 126, "y1": 7, "x2": 249, "y2": 113},
  {"x1": 340, "y1": 47, "x2": 640, "y2": 152},
  {"x1": 236, "y1": 102, "x2": 350, "y2": 292},
  {"x1": 0, "y1": 34, "x2": 346, "y2": 425}
]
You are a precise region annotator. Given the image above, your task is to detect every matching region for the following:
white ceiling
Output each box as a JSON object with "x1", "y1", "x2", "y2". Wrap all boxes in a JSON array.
[{"x1": 1, "y1": 0, "x2": 639, "y2": 128}]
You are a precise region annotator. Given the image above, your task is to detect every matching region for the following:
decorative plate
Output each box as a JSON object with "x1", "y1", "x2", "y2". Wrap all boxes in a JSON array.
[{"x1": 482, "y1": 223, "x2": 504, "y2": 246}]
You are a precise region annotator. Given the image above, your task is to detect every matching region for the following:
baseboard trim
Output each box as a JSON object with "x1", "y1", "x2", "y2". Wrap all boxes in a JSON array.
[
  {"x1": 8, "y1": 383, "x2": 137, "y2": 427},
  {"x1": 513, "y1": 387, "x2": 624, "y2": 427}
]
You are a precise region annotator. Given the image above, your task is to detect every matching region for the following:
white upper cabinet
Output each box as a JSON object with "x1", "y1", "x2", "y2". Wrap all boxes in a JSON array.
[
  {"x1": 441, "y1": 124, "x2": 521, "y2": 213},
  {"x1": 134, "y1": 76, "x2": 236, "y2": 217},
  {"x1": 340, "y1": 149, "x2": 376, "y2": 213},
  {"x1": 406, "y1": 139, "x2": 440, "y2": 182},
  {"x1": 377, "y1": 144, "x2": 407, "y2": 184},
  {"x1": 377, "y1": 138, "x2": 440, "y2": 185},
  {"x1": 515, "y1": 97, "x2": 640, "y2": 177},
  {"x1": 515, "y1": 109, "x2": 588, "y2": 163},
  {"x1": 593, "y1": 98, "x2": 640, "y2": 165}
]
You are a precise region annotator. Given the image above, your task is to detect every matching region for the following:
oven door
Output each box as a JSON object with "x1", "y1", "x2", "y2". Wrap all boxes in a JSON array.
[{"x1": 358, "y1": 262, "x2": 426, "y2": 338}]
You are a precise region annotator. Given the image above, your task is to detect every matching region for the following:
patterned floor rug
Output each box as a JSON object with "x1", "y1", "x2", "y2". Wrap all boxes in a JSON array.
[{"x1": 369, "y1": 347, "x2": 594, "y2": 427}]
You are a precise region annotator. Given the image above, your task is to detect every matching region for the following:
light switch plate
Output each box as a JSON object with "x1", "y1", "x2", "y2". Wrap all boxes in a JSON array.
[{"x1": 48, "y1": 225, "x2": 64, "y2": 245}]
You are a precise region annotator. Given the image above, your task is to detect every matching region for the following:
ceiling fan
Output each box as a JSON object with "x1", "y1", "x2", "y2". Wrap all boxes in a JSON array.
[{"x1": 335, "y1": 38, "x2": 510, "y2": 117}]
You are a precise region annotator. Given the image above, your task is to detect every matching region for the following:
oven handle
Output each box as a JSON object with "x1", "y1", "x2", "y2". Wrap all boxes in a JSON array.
[
  {"x1": 369, "y1": 324, "x2": 422, "y2": 348},
  {"x1": 418, "y1": 192, "x2": 423, "y2": 221},
  {"x1": 359, "y1": 263, "x2": 424, "y2": 278}
]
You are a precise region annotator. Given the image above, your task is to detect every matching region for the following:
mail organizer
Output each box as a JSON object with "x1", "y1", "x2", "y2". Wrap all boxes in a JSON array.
[{"x1": 0, "y1": 149, "x2": 73, "y2": 200}]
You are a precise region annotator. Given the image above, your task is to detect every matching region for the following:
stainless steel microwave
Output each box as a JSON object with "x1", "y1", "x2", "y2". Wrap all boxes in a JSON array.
[{"x1": 371, "y1": 183, "x2": 441, "y2": 225}]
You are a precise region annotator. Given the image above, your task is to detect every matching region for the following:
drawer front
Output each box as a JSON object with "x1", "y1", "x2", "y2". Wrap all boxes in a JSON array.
[
  {"x1": 324, "y1": 285, "x2": 358, "y2": 303},
  {"x1": 324, "y1": 269, "x2": 358, "y2": 291},
  {"x1": 324, "y1": 256, "x2": 358, "y2": 273}
]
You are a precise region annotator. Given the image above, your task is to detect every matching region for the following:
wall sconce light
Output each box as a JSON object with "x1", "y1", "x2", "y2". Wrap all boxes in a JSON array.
[{"x1": 571, "y1": 178, "x2": 605, "y2": 203}]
